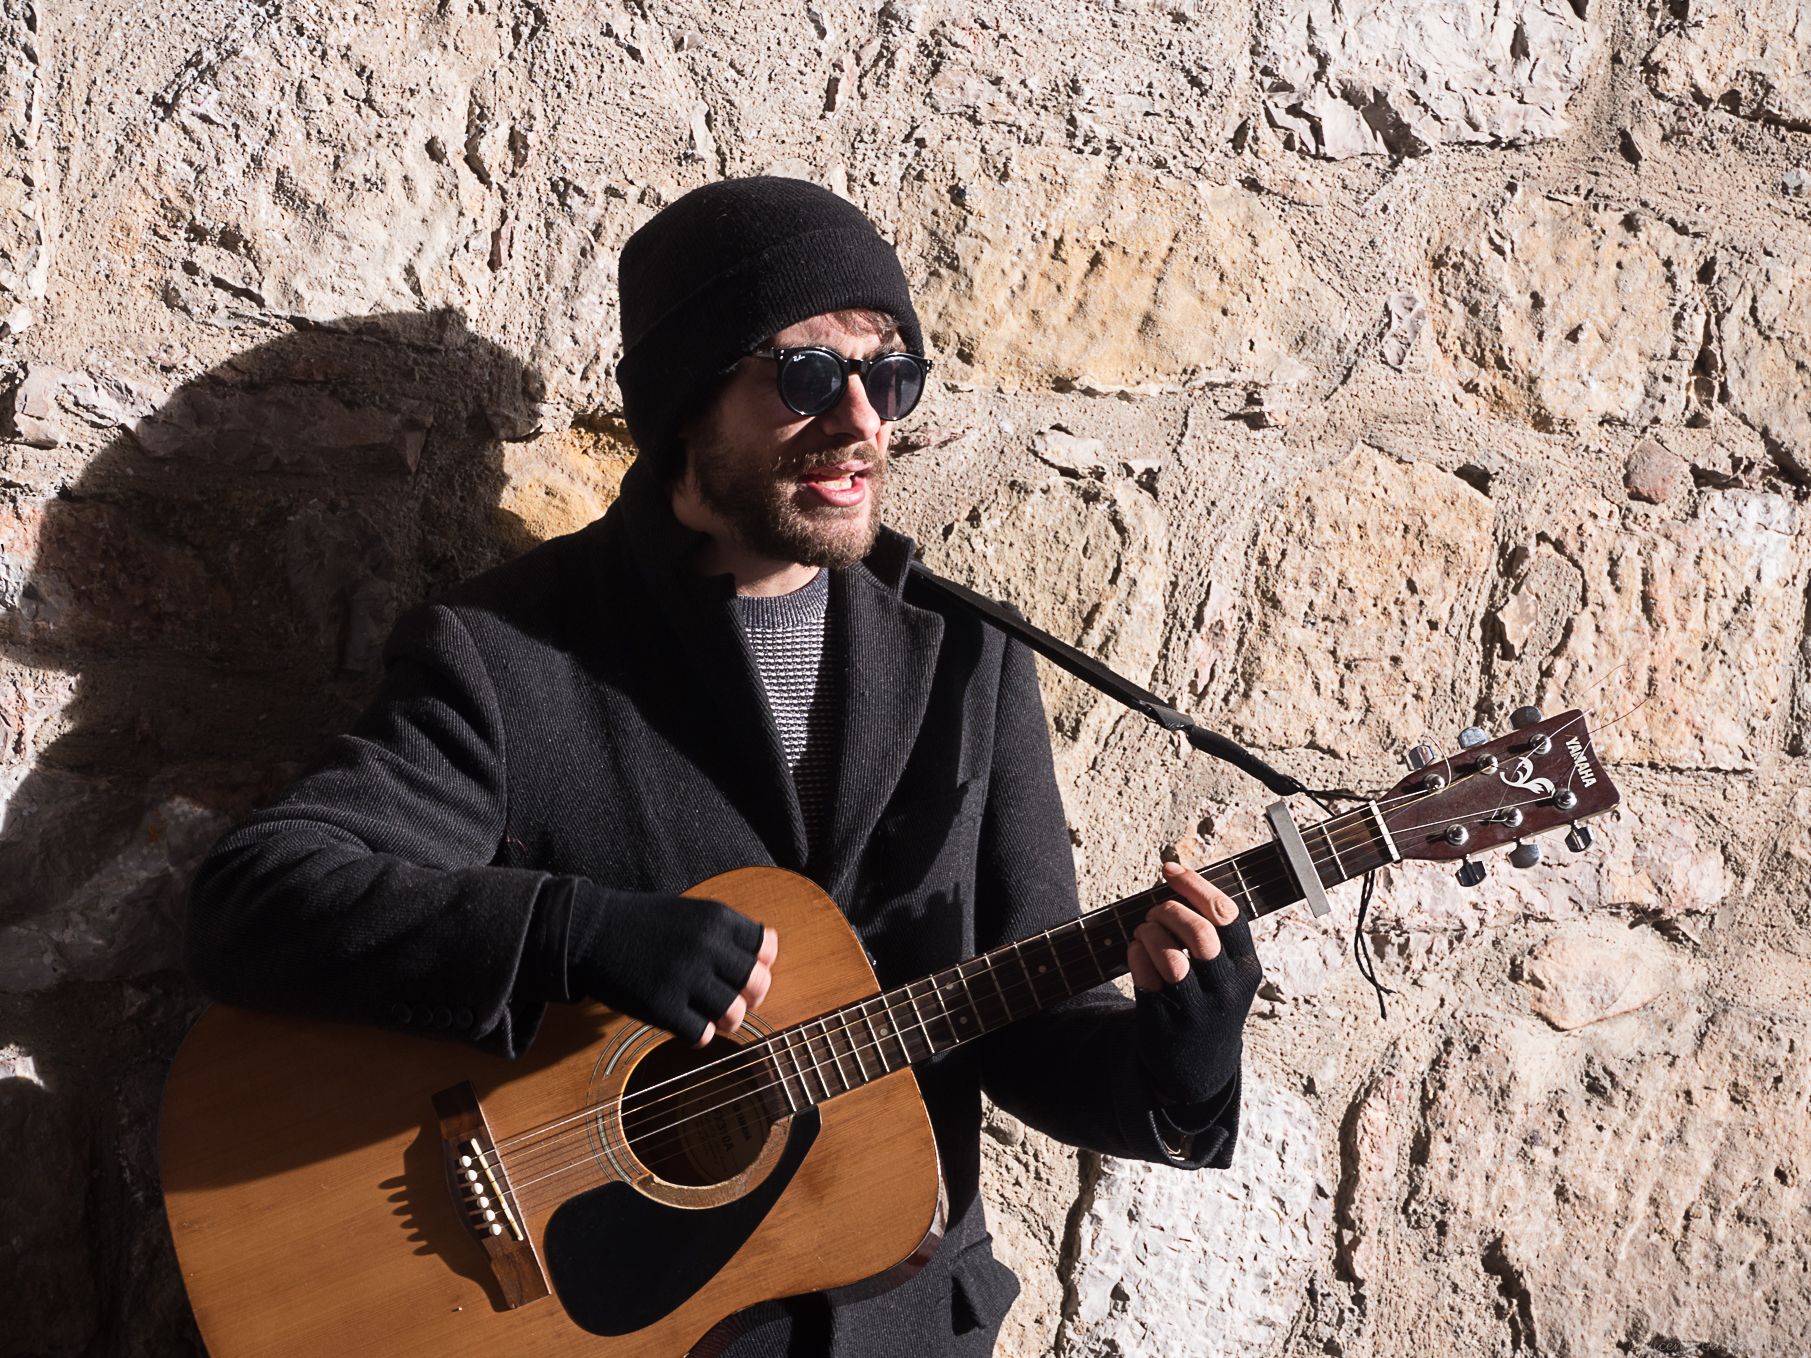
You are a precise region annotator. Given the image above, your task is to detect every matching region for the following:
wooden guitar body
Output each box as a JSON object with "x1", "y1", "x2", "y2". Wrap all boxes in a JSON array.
[
  {"x1": 162, "y1": 709, "x2": 1622, "y2": 1357},
  {"x1": 160, "y1": 867, "x2": 943, "y2": 1358}
]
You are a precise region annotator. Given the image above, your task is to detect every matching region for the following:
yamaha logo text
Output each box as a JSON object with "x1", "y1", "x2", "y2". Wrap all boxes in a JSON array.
[{"x1": 1566, "y1": 736, "x2": 1597, "y2": 787}]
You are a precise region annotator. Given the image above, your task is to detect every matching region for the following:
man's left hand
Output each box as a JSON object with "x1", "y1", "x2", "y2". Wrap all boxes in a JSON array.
[{"x1": 1130, "y1": 861, "x2": 1263, "y2": 1107}]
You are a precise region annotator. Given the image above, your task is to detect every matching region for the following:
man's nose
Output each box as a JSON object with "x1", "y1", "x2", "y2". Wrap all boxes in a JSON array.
[{"x1": 815, "y1": 368, "x2": 886, "y2": 446}]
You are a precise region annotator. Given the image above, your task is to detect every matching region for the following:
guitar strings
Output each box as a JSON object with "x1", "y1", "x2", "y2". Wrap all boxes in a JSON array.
[
  {"x1": 503, "y1": 732, "x2": 1525, "y2": 1156},
  {"x1": 487, "y1": 725, "x2": 1605, "y2": 1204},
  {"x1": 552, "y1": 728, "x2": 1619, "y2": 1197},
  {"x1": 492, "y1": 765, "x2": 1562, "y2": 1205},
  {"x1": 501, "y1": 786, "x2": 1598, "y2": 1213},
  {"x1": 503, "y1": 778, "x2": 1564, "y2": 1211},
  {"x1": 489, "y1": 761, "x2": 1472, "y2": 1156},
  {"x1": 499, "y1": 777, "x2": 1594, "y2": 1211},
  {"x1": 489, "y1": 784, "x2": 1413, "y2": 1165},
  {"x1": 489, "y1": 711, "x2": 1608, "y2": 1204}
]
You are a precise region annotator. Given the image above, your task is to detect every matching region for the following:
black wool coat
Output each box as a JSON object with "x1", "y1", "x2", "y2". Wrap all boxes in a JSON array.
[{"x1": 186, "y1": 459, "x2": 1240, "y2": 1356}]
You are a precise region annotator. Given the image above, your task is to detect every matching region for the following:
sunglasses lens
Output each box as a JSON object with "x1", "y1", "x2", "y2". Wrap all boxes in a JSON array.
[
  {"x1": 777, "y1": 350, "x2": 846, "y2": 417},
  {"x1": 865, "y1": 353, "x2": 926, "y2": 420}
]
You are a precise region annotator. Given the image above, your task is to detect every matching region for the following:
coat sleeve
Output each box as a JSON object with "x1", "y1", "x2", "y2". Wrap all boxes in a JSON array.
[
  {"x1": 973, "y1": 635, "x2": 1242, "y2": 1169},
  {"x1": 184, "y1": 603, "x2": 563, "y2": 1057}
]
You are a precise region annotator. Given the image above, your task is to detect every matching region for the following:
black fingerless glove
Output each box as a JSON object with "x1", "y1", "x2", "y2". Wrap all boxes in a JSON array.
[
  {"x1": 1135, "y1": 910, "x2": 1263, "y2": 1110},
  {"x1": 526, "y1": 878, "x2": 764, "y2": 1040}
]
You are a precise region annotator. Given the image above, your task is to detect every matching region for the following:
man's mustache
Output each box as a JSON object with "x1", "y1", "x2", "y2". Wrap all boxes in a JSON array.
[{"x1": 771, "y1": 443, "x2": 887, "y2": 477}]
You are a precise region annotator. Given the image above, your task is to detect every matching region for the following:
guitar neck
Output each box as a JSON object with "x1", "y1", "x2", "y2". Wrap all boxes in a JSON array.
[{"x1": 746, "y1": 801, "x2": 1396, "y2": 1112}]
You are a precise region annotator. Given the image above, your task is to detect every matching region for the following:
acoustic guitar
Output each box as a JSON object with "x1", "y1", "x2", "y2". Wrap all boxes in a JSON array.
[{"x1": 160, "y1": 708, "x2": 1619, "y2": 1356}]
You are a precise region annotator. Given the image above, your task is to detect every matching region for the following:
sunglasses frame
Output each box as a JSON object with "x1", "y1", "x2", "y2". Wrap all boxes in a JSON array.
[{"x1": 744, "y1": 346, "x2": 933, "y2": 421}]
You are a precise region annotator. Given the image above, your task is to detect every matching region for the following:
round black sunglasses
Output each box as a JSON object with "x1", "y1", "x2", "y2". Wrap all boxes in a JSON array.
[{"x1": 745, "y1": 346, "x2": 932, "y2": 421}]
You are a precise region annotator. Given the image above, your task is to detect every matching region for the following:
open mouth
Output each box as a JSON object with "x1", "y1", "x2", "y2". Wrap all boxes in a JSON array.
[{"x1": 796, "y1": 461, "x2": 871, "y2": 508}]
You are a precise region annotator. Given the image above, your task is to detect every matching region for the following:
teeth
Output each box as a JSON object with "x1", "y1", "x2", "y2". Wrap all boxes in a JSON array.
[{"x1": 816, "y1": 476, "x2": 854, "y2": 490}]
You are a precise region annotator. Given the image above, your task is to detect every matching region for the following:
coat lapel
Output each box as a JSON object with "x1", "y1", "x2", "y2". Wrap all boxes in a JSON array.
[
  {"x1": 816, "y1": 559, "x2": 944, "y2": 877},
  {"x1": 570, "y1": 463, "x2": 808, "y2": 870},
  {"x1": 667, "y1": 595, "x2": 808, "y2": 869}
]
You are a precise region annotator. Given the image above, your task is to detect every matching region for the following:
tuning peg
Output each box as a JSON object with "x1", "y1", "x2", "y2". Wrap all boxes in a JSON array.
[
  {"x1": 1510, "y1": 705, "x2": 1544, "y2": 729},
  {"x1": 1509, "y1": 841, "x2": 1542, "y2": 869},
  {"x1": 1405, "y1": 743, "x2": 1438, "y2": 770},
  {"x1": 1565, "y1": 824, "x2": 1593, "y2": 853},
  {"x1": 1456, "y1": 859, "x2": 1487, "y2": 888},
  {"x1": 1458, "y1": 726, "x2": 1490, "y2": 749}
]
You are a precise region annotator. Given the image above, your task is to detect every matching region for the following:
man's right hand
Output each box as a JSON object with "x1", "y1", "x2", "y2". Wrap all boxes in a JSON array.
[
  {"x1": 555, "y1": 885, "x2": 778, "y2": 1046},
  {"x1": 706, "y1": 923, "x2": 778, "y2": 1045}
]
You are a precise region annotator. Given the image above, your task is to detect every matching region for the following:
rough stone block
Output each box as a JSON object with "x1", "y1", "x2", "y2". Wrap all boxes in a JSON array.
[
  {"x1": 0, "y1": 0, "x2": 47, "y2": 336},
  {"x1": 1335, "y1": 1068, "x2": 1409, "y2": 1286},
  {"x1": 1714, "y1": 246, "x2": 1811, "y2": 481},
  {"x1": 1514, "y1": 916, "x2": 1682, "y2": 1030},
  {"x1": 1260, "y1": 0, "x2": 1596, "y2": 158},
  {"x1": 1218, "y1": 444, "x2": 1494, "y2": 760},
  {"x1": 904, "y1": 154, "x2": 1348, "y2": 394},
  {"x1": 133, "y1": 376, "x2": 432, "y2": 476},
  {"x1": 1404, "y1": 1002, "x2": 1811, "y2": 1354},
  {"x1": 1061, "y1": 1076, "x2": 1330, "y2": 1355},
  {"x1": 495, "y1": 426, "x2": 634, "y2": 550},
  {"x1": 0, "y1": 776, "x2": 220, "y2": 990},
  {"x1": 141, "y1": 8, "x2": 508, "y2": 325},
  {"x1": 924, "y1": 473, "x2": 1166, "y2": 792},
  {"x1": 1647, "y1": 0, "x2": 1811, "y2": 131},
  {"x1": 1432, "y1": 194, "x2": 1705, "y2": 432},
  {"x1": 1493, "y1": 491, "x2": 1805, "y2": 769},
  {"x1": 979, "y1": 1112, "x2": 1077, "y2": 1358},
  {"x1": 1624, "y1": 436, "x2": 1689, "y2": 504}
]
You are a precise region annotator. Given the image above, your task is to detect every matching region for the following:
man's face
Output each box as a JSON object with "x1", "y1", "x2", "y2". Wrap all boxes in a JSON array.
[{"x1": 678, "y1": 311, "x2": 899, "y2": 571}]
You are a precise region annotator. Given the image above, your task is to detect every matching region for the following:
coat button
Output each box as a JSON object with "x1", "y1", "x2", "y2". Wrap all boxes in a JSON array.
[
  {"x1": 432, "y1": 1006, "x2": 454, "y2": 1028},
  {"x1": 390, "y1": 1002, "x2": 413, "y2": 1025},
  {"x1": 454, "y1": 1008, "x2": 474, "y2": 1030}
]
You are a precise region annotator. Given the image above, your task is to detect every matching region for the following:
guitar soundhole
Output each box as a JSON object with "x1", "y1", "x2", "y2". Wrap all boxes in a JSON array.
[{"x1": 619, "y1": 1036, "x2": 775, "y2": 1188}]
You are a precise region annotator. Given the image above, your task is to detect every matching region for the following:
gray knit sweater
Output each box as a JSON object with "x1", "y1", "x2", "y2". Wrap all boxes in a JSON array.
[{"x1": 732, "y1": 569, "x2": 836, "y2": 851}]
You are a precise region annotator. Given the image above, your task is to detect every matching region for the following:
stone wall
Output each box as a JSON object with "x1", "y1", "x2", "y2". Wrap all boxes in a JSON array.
[{"x1": 2, "y1": 1, "x2": 1807, "y2": 1354}]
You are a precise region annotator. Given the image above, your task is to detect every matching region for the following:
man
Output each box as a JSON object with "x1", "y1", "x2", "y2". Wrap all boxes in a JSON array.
[{"x1": 186, "y1": 176, "x2": 1260, "y2": 1356}]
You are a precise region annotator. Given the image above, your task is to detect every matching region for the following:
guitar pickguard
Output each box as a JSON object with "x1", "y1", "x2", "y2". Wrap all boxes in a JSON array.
[{"x1": 541, "y1": 1109, "x2": 821, "y2": 1337}]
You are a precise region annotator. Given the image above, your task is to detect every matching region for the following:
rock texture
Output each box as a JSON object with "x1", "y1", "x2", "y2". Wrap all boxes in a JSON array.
[
  {"x1": 1260, "y1": 0, "x2": 1598, "y2": 158},
  {"x1": 1402, "y1": 1001, "x2": 1809, "y2": 1358},
  {"x1": 1432, "y1": 193, "x2": 1705, "y2": 432},
  {"x1": 904, "y1": 155, "x2": 1349, "y2": 394},
  {"x1": 1648, "y1": 0, "x2": 1811, "y2": 131},
  {"x1": 1222, "y1": 444, "x2": 1495, "y2": 759},
  {"x1": 1492, "y1": 490, "x2": 1805, "y2": 769},
  {"x1": 3, "y1": 3, "x2": 1809, "y2": 1357},
  {"x1": 0, "y1": 1, "x2": 47, "y2": 338},
  {"x1": 923, "y1": 473, "x2": 1166, "y2": 792},
  {"x1": 1715, "y1": 245, "x2": 1811, "y2": 480},
  {"x1": 1062, "y1": 1078, "x2": 1331, "y2": 1355}
]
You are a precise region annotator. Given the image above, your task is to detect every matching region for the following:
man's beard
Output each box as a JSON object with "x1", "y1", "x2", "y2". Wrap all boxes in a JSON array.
[{"x1": 685, "y1": 430, "x2": 887, "y2": 570}]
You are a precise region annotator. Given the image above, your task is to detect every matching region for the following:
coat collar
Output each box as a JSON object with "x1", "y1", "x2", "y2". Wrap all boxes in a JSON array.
[{"x1": 587, "y1": 459, "x2": 943, "y2": 878}]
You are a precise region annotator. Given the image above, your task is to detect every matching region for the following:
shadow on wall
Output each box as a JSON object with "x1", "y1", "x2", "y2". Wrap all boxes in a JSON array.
[{"x1": 0, "y1": 310, "x2": 548, "y2": 1357}]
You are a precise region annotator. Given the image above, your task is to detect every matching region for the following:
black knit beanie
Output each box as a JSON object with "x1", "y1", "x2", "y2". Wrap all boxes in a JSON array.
[{"x1": 615, "y1": 177, "x2": 923, "y2": 477}]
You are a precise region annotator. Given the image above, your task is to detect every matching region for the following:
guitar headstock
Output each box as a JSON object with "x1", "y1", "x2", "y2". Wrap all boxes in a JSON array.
[{"x1": 1379, "y1": 707, "x2": 1620, "y2": 881}]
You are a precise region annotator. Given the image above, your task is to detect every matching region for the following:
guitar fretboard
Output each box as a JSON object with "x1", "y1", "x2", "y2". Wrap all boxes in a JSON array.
[{"x1": 736, "y1": 803, "x2": 1396, "y2": 1114}]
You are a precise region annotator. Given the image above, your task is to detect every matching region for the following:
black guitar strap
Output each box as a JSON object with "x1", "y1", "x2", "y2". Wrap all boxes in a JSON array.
[
  {"x1": 905, "y1": 560, "x2": 1320, "y2": 798},
  {"x1": 908, "y1": 559, "x2": 1394, "y2": 1016}
]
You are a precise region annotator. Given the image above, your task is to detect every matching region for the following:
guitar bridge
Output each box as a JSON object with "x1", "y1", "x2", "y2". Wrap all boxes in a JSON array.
[{"x1": 433, "y1": 1081, "x2": 551, "y2": 1309}]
